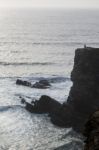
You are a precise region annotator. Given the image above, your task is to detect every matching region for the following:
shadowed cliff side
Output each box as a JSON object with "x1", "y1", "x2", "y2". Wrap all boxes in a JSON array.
[
  {"x1": 52, "y1": 47, "x2": 99, "y2": 132},
  {"x1": 84, "y1": 110, "x2": 99, "y2": 150},
  {"x1": 67, "y1": 47, "x2": 99, "y2": 114},
  {"x1": 68, "y1": 47, "x2": 99, "y2": 130}
]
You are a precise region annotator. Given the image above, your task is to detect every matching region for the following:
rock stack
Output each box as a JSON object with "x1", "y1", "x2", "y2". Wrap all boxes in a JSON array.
[
  {"x1": 67, "y1": 47, "x2": 99, "y2": 114},
  {"x1": 65, "y1": 47, "x2": 99, "y2": 131},
  {"x1": 51, "y1": 47, "x2": 99, "y2": 132}
]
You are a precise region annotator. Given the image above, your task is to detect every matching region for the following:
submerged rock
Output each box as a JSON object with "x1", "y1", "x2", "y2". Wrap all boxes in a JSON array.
[
  {"x1": 16, "y1": 79, "x2": 31, "y2": 87},
  {"x1": 16, "y1": 79, "x2": 51, "y2": 89},
  {"x1": 32, "y1": 80, "x2": 51, "y2": 89}
]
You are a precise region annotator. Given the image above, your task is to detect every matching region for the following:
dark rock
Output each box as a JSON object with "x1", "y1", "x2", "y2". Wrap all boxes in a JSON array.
[
  {"x1": 21, "y1": 97, "x2": 26, "y2": 104},
  {"x1": 65, "y1": 47, "x2": 99, "y2": 132},
  {"x1": 39, "y1": 80, "x2": 50, "y2": 86},
  {"x1": 67, "y1": 48, "x2": 99, "y2": 111},
  {"x1": 32, "y1": 80, "x2": 51, "y2": 89},
  {"x1": 50, "y1": 104, "x2": 73, "y2": 128},
  {"x1": 84, "y1": 110, "x2": 99, "y2": 150},
  {"x1": 16, "y1": 79, "x2": 50, "y2": 89},
  {"x1": 50, "y1": 47, "x2": 99, "y2": 131},
  {"x1": 16, "y1": 79, "x2": 31, "y2": 87},
  {"x1": 25, "y1": 95, "x2": 62, "y2": 114}
]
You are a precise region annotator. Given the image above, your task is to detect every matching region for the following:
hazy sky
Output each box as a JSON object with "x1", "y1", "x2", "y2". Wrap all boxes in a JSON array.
[{"x1": 0, "y1": 0, "x2": 99, "y2": 8}]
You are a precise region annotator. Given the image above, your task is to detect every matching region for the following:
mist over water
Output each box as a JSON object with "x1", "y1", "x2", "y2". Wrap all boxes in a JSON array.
[{"x1": 0, "y1": 8, "x2": 98, "y2": 149}]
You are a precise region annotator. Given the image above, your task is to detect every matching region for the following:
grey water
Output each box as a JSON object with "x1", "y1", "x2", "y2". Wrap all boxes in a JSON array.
[{"x1": 0, "y1": 8, "x2": 99, "y2": 149}]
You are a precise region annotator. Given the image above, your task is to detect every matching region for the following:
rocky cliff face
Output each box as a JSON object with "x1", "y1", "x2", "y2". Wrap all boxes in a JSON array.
[
  {"x1": 64, "y1": 47, "x2": 99, "y2": 131},
  {"x1": 84, "y1": 110, "x2": 99, "y2": 150},
  {"x1": 67, "y1": 47, "x2": 99, "y2": 114}
]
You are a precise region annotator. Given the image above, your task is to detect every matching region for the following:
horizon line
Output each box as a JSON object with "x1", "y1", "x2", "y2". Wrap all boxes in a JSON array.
[{"x1": 0, "y1": 6, "x2": 99, "y2": 9}]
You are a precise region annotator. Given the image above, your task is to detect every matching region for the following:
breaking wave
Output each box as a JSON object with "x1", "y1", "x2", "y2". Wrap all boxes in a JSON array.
[{"x1": 0, "y1": 62, "x2": 54, "y2": 66}]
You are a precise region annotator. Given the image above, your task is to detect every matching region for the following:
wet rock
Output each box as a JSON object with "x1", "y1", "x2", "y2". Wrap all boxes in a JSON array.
[
  {"x1": 50, "y1": 104, "x2": 73, "y2": 128},
  {"x1": 16, "y1": 79, "x2": 51, "y2": 89},
  {"x1": 16, "y1": 79, "x2": 31, "y2": 87},
  {"x1": 24, "y1": 95, "x2": 62, "y2": 114},
  {"x1": 32, "y1": 80, "x2": 51, "y2": 89},
  {"x1": 84, "y1": 110, "x2": 99, "y2": 150}
]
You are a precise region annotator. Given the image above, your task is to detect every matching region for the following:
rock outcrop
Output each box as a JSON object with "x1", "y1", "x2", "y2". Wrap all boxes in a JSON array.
[
  {"x1": 84, "y1": 110, "x2": 99, "y2": 150},
  {"x1": 67, "y1": 47, "x2": 99, "y2": 113},
  {"x1": 32, "y1": 80, "x2": 50, "y2": 89},
  {"x1": 50, "y1": 47, "x2": 99, "y2": 131},
  {"x1": 21, "y1": 95, "x2": 62, "y2": 114},
  {"x1": 16, "y1": 79, "x2": 51, "y2": 89},
  {"x1": 49, "y1": 47, "x2": 99, "y2": 131},
  {"x1": 65, "y1": 47, "x2": 99, "y2": 131},
  {"x1": 16, "y1": 79, "x2": 32, "y2": 87}
]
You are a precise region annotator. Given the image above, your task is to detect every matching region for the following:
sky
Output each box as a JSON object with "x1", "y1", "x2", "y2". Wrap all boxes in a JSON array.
[{"x1": 0, "y1": 0, "x2": 99, "y2": 8}]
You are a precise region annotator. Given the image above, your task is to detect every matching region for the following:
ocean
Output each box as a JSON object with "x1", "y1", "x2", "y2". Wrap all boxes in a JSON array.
[{"x1": 0, "y1": 8, "x2": 99, "y2": 149}]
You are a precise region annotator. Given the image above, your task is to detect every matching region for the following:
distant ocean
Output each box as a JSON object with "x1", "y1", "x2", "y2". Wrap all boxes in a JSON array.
[{"x1": 0, "y1": 8, "x2": 99, "y2": 149}]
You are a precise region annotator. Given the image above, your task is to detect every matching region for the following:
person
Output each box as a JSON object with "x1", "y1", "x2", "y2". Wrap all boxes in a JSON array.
[{"x1": 84, "y1": 44, "x2": 87, "y2": 48}]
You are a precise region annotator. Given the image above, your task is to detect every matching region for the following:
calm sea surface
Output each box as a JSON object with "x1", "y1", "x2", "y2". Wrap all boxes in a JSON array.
[{"x1": 0, "y1": 8, "x2": 99, "y2": 149}]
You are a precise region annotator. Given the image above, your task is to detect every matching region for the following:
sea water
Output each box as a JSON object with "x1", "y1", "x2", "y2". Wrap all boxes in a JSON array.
[{"x1": 0, "y1": 8, "x2": 99, "y2": 149}]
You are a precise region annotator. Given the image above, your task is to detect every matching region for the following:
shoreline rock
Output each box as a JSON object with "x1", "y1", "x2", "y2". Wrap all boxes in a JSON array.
[
  {"x1": 21, "y1": 95, "x2": 62, "y2": 114},
  {"x1": 16, "y1": 79, "x2": 51, "y2": 89}
]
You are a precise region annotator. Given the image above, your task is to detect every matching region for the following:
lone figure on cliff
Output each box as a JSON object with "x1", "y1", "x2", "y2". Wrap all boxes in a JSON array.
[{"x1": 84, "y1": 44, "x2": 87, "y2": 49}]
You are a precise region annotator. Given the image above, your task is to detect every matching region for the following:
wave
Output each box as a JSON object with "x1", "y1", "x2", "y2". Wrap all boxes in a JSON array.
[
  {"x1": 0, "y1": 75, "x2": 69, "y2": 83},
  {"x1": 0, "y1": 74, "x2": 70, "y2": 83},
  {"x1": 0, "y1": 105, "x2": 23, "y2": 112},
  {"x1": 0, "y1": 41, "x2": 72, "y2": 46},
  {"x1": 0, "y1": 62, "x2": 54, "y2": 66},
  {"x1": 47, "y1": 76, "x2": 69, "y2": 83},
  {"x1": 23, "y1": 76, "x2": 70, "y2": 83},
  {"x1": 0, "y1": 41, "x2": 99, "y2": 46}
]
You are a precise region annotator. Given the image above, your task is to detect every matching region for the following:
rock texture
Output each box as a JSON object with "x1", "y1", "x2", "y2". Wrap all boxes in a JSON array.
[
  {"x1": 84, "y1": 110, "x2": 99, "y2": 150},
  {"x1": 32, "y1": 80, "x2": 50, "y2": 89},
  {"x1": 16, "y1": 79, "x2": 32, "y2": 87},
  {"x1": 50, "y1": 47, "x2": 99, "y2": 131},
  {"x1": 16, "y1": 79, "x2": 51, "y2": 89},
  {"x1": 67, "y1": 47, "x2": 99, "y2": 114},
  {"x1": 21, "y1": 95, "x2": 62, "y2": 114},
  {"x1": 65, "y1": 47, "x2": 99, "y2": 131}
]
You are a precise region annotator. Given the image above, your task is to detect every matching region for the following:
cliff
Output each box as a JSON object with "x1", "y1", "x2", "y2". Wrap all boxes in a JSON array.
[
  {"x1": 66, "y1": 47, "x2": 99, "y2": 131},
  {"x1": 67, "y1": 47, "x2": 99, "y2": 114},
  {"x1": 52, "y1": 47, "x2": 99, "y2": 132}
]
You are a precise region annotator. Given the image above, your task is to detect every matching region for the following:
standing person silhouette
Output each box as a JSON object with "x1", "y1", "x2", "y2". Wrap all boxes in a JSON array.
[{"x1": 84, "y1": 44, "x2": 87, "y2": 48}]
